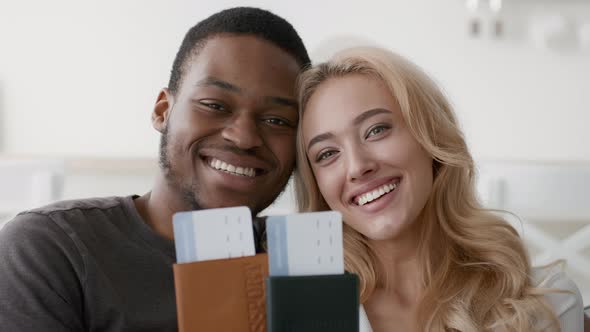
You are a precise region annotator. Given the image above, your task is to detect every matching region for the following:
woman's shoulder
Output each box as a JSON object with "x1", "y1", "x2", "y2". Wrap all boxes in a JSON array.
[
  {"x1": 531, "y1": 264, "x2": 582, "y2": 311},
  {"x1": 531, "y1": 264, "x2": 584, "y2": 330}
]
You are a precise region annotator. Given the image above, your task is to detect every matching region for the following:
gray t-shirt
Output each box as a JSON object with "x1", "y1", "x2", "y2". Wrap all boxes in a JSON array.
[{"x1": 0, "y1": 196, "x2": 178, "y2": 331}]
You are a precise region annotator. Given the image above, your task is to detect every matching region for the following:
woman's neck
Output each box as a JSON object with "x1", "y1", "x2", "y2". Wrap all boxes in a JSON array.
[
  {"x1": 364, "y1": 222, "x2": 425, "y2": 332},
  {"x1": 369, "y1": 229, "x2": 423, "y2": 301}
]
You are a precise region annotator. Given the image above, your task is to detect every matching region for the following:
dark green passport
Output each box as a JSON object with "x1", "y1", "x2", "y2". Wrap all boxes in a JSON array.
[{"x1": 266, "y1": 273, "x2": 359, "y2": 332}]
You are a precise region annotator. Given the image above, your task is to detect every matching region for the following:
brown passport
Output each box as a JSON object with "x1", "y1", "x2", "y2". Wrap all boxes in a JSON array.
[{"x1": 173, "y1": 253, "x2": 269, "y2": 332}]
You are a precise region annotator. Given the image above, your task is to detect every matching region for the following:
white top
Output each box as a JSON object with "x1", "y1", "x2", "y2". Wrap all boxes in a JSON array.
[{"x1": 359, "y1": 265, "x2": 584, "y2": 332}]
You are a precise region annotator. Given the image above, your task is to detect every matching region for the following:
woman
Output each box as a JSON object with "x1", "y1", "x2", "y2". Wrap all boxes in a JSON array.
[{"x1": 294, "y1": 47, "x2": 583, "y2": 331}]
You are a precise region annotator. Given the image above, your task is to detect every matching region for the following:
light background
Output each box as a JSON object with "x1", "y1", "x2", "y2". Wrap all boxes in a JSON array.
[
  {"x1": 0, "y1": 0, "x2": 588, "y2": 161},
  {"x1": 0, "y1": 0, "x2": 589, "y2": 305}
]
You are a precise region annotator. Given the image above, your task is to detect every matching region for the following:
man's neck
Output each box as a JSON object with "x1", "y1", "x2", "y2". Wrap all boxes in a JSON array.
[{"x1": 134, "y1": 173, "x2": 192, "y2": 241}]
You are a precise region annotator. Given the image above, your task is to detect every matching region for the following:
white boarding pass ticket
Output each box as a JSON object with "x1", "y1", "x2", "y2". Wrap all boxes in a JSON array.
[
  {"x1": 266, "y1": 211, "x2": 344, "y2": 276},
  {"x1": 173, "y1": 206, "x2": 255, "y2": 263}
]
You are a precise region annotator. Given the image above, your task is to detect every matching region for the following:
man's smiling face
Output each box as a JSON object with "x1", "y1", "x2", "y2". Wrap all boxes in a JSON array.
[{"x1": 157, "y1": 34, "x2": 300, "y2": 214}]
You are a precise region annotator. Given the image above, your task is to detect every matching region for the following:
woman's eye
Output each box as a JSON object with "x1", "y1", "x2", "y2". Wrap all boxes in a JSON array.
[
  {"x1": 316, "y1": 150, "x2": 338, "y2": 162},
  {"x1": 366, "y1": 125, "x2": 390, "y2": 138}
]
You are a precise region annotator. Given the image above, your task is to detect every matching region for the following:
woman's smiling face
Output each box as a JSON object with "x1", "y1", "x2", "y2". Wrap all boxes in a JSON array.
[{"x1": 302, "y1": 74, "x2": 434, "y2": 241}]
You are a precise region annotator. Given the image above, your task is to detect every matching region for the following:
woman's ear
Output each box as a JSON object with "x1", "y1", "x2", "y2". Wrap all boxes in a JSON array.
[{"x1": 152, "y1": 88, "x2": 174, "y2": 133}]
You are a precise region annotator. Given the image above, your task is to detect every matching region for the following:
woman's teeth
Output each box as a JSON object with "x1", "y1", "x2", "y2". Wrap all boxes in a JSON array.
[
  {"x1": 209, "y1": 158, "x2": 256, "y2": 177},
  {"x1": 356, "y1": 182, "x2": 397, "y2": 206}
]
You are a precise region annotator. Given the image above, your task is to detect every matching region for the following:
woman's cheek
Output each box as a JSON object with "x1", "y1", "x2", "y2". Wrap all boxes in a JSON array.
[{"x1": 319, "y1": 168, "x2": 343, "y2": 208}]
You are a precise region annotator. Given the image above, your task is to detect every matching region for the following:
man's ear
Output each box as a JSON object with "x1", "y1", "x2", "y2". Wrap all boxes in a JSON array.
[{"x1": 152, "y1": 88, "x2": 174, "y2": 133}]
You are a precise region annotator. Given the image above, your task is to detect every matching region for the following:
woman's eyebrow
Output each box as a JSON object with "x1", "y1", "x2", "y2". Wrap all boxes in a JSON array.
[
  {"x1": 352, "y1": 108, "x2": 391, "y2": 126},
  {"x1": 307, "y1": 132, "x2": 335, "y2": 152},
  {"x1": 307, "y1": 108, "x2": 391, "y2": 151}
]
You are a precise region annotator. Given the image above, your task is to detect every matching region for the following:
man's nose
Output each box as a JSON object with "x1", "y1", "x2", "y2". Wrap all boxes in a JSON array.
[
  {"x1": 221, "y1": 114, "x2": 263, "y2": 150},
  {"x1": 347, "y1": 145, "x2": 378, "y2": 182}
]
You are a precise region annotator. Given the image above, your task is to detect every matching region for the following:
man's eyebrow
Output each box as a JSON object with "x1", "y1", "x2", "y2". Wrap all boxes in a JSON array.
[
  {"x1": 307, "y1": 132, "x2": 335, "y2": 152},
  {"x1": 264, "y1": 96, "x2": 298, "y2": 109},
  {"x1": 195, "y1": 77, "x2": 241, "y2": 93},
  {"x1": 353, "y1": 108, "x2": 391, "y2": 126},
  {"x1": 307, "y1": 108, "x2": 392, "y2": 151},
  {"x1": 194, "y1": 77, "x2": 296, "y2": 108}
]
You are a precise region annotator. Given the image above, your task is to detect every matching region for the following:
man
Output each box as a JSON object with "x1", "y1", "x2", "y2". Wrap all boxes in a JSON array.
[{"x1": 0, "y1": 7, "x2": 310, "y2": 331}]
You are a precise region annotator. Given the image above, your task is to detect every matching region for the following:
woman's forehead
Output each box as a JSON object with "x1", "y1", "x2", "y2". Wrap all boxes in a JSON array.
[{"x1": 302, "y1": 76, "x2": 399, "y2": 135}]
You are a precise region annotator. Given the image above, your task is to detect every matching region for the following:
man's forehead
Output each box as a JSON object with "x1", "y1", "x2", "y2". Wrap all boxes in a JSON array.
[
  {"x1": 182, "y1": 36, "x2": 300, "y2": 100},
  {"x1": 189, "y1": 35, "x2": 300, "y2": 79}
]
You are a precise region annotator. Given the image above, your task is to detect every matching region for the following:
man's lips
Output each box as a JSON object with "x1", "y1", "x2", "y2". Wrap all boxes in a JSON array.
[
  {"x1": 207, "y1": 157, "x2": 259, "y2": 177},
  {"x1": 199, "y1": 153, "x2": 271, "y2": 177}
]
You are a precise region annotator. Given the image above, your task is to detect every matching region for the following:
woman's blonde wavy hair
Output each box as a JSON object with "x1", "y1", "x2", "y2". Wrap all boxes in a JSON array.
[{"x1": 294, "y1": 47, "x2": 559, "y2": 331}]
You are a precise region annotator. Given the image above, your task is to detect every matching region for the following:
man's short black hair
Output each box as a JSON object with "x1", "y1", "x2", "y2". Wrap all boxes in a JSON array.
[{"x1": 168, "y1": 7, "x2": 310, "y2": 95}]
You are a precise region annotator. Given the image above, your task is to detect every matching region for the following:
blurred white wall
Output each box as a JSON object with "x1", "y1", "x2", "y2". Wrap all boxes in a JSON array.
[{"x1": 0, "y1": 0, "x2": 588, "y2": 160}]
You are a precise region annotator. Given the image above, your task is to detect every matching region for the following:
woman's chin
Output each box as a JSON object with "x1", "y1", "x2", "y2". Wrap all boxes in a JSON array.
[{"x1": 351, "y1": 218, "x2": 409, "y2": 242}]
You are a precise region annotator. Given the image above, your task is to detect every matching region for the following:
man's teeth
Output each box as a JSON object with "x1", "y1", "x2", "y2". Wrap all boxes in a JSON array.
[
  {"x1": 357, "y1": 183, "x2": 397, "y2": 206},
  {"x1": 209, "y1": 158, "x2": 256, "y2": 177}
]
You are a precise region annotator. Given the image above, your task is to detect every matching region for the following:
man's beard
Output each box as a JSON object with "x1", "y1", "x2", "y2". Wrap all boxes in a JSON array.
[
  {"x1": 158, "y1": 128, "x2": 201, "y2": 210},
  {"x1": 158, "y1": 128, "x2": 292, "y2": 215}
]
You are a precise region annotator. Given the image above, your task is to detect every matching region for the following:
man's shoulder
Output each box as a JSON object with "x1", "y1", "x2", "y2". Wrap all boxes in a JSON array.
[
  {"x1": 2, "y1": 196, "x2": 135, "y2": 243},
  {"x1": 21, "y1": 196, "x2": 131, "y2": 217}
]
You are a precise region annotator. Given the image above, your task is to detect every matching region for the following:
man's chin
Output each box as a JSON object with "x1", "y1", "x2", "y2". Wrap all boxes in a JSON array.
[
  {"x1": 186, "y1": 179, "x2": 282, "y2": 214},
  {"x1": 197, "y1": 196, "x2": 256, "y2": 212}
]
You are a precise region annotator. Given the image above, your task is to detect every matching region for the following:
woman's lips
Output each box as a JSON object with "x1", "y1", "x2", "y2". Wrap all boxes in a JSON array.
[{"x1": 350, "y1": 178, "x2": 402, "y2": 206}]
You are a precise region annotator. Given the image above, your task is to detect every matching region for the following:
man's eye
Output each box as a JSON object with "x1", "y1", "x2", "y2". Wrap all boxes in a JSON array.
[
  {"x1": 200, "y1": 101, "x2": 225, "y2": 111},
  {"x1": 316, "y1": 150, "x2": 338, "y2": 162},
  {"x1": 265, "y1": 118, "x2": 290, "y2": 127}
]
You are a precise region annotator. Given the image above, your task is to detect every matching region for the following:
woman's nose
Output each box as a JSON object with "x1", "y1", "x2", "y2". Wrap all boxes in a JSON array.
[{"x1": 346, "y1": 146, "x2": 378, "y2": 182}]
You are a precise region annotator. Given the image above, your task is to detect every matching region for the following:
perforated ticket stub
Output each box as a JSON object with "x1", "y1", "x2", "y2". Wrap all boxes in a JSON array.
[
  {"x1": 266, "y1": 211, "x2": 344, "y2": 276},
  {"x1": 173, "y1": 207, "x2": 255, "y2": 263}
]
